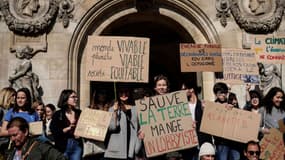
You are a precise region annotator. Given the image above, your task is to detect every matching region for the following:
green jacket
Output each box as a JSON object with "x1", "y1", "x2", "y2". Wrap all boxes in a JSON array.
[{"x1": 6, "y1": 137, "x2": 66, "y2": 160}]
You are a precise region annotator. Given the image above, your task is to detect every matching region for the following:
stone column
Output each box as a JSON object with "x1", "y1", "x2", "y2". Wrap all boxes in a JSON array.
[{"x1": 202, "y1": 72, "x2": 215, "y2": 101}]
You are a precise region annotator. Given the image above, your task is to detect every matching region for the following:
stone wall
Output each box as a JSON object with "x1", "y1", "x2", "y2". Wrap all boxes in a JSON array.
[{"x1": 0, "y1": 0, "x2": 284, "y2": 107}]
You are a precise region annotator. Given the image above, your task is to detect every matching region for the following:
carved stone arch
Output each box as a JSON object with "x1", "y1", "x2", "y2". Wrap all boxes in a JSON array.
[{"x1": 68, "y1": 0, "x2": 220, "y2": 107}]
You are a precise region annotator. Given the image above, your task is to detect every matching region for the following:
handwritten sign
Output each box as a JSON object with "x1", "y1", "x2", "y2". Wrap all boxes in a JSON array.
[
  {"x1": 251, "y1": 35, "x2": 285, "y2": 64},
  {"x1": 136, "y1": 90, "x2": 198, "y2": 157},
  {"x1": 29, "y1": 121, "x2": 43, "y2": 135},
  {"x1": 86, "y1": 36, "x2": 150, "y2": 82},
  {"x1": 260, "y1": 128, "x2": 285, "y2": 160},
  {"x1": 220, "y1": 48, "x2": 259, "y2": 84},
  {"x1": 180, "y1": 43, "x2": 223, "y2": 72},
  {"x1": 74, "y1": 108, "x2": 113, "y2": 141},
  {"x1": 200, "y1": 101, "x2": 261, "y2": 143}
]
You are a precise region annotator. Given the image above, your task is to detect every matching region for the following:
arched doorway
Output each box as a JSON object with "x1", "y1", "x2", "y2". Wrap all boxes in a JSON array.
[
  {"x1": 91, "y1": 13, "x2": 196, "y2": 97},
  {"x1": 68, "y1": 0, "x2": 220, "y2": 107}
]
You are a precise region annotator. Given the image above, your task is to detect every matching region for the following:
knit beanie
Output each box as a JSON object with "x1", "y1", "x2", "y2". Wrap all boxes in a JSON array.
[{"x1": 198, "y1": 142, "x2": 215, "y2": 159}]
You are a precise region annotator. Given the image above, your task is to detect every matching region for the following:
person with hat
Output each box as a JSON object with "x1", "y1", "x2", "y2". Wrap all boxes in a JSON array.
[{"x1": 199, "y1": 142, "x2": 215, "y2": 160}]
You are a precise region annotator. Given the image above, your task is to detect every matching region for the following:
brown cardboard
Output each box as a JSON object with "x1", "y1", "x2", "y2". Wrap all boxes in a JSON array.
[
  {"x1": 86, "y1": 36, "x2": 150, "y2": 82},
  {"x1": 135, "y1": 90, "x2": 198, "y2": 157},
  {"x1": 74, "y1": 108, "x2": 113, "y2": 141},
  {"x1": 200, "y1": 101, "x2": 261, "y2": 143},
  {"x1": 180, "y1": 43, "x2": 223, "y2": 72},
  {"x1": 251, "y1": 35, "x2": 285, "y2": 64},
  {"x1": 29, "y1": 121, "x2": 43, "y2": 135},
  {"x1": 220, "y1": 48, "x2": 259, "y2": 84},
  {"x1": 278, "y1": 119, "x2": 285, "y2": 133},
  {"x1": 260, "y1": 128, "x2": 285, "y2": 160}
]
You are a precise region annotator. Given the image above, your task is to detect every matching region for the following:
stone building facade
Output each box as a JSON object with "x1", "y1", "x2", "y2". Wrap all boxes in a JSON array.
[{"x1": 0, "y1": 0, "x2": 284, "y2": 107}]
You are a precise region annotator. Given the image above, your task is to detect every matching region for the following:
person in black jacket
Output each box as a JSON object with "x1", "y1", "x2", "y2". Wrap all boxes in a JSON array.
[
  {"x1": 50, "y1": 89, "x2": 82, "y2": 160},
  {"x1": 179, "y1": 80, "x2": 212, "y2": 160}
]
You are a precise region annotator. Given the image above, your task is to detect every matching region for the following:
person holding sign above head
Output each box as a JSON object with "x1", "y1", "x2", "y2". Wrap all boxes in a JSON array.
[
  {"x1": 212, "y1": 82, "x2": 241, "y2": 160},
  {"x1": 198, "y1": 142, "x2": 215, "y2": 160},
  {"x1": 243, "y1": 84, "x2": 262, "y2": 114},
  {"x1": 50, "y1": 89, "x2": 82, "y2": 160},
  {"x1": 242, "y1": 140, "x2": 261, "y2": 160},
  {"x1": 258, "y1": 87, "x2": 285, "y2": 139},
  {"x1": 5, "y1": 117, "x2": 66, "y2": 160},
  {"x1": 104, "y1": 85, "x2": 142, "y2": 160},
  {"x1": 180, "y1": 80, "x2": 212, "y2": 160}
]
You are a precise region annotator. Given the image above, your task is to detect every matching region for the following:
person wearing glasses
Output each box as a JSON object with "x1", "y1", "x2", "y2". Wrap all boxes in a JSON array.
[
  {"x1": 50, "y1": 89, "x2": 82, "y2": 160},
  {"x1": 243, "y1": 140, "x2": 261, "y2": 160}
]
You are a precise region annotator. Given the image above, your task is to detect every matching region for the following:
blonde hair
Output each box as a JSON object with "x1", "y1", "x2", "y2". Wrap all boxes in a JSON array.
[
  {"x1": 32, "y1": 101, "x2": 44, "y2": 110},
  {"x1": 0, "y1": 87, "x2": 16, "y2": 110}
]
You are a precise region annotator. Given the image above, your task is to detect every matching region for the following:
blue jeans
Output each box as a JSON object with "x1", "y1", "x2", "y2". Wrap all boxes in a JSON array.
[
  {"x1": 216, "y1": 144, "x2": 240, "y2": 160},
  {"x1": 64, "y1": 138, "x2": 83, "y2": 160}
]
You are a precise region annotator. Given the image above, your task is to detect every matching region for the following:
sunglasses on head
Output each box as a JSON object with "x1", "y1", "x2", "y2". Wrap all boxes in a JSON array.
[{"x1": 248, "y1": 151, "x2": 260, "y2": 156}]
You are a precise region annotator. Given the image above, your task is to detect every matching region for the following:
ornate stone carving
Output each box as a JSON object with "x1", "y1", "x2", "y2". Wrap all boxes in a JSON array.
[
  {"x1": 0, "y1": 0, "x2": 58, "y2": 35},
  {"x1": 230, "y1": 0, "x2": 285, "y2": 33},
  {"x1": 58, "y1": 0, "x2": 74, "y2": 28},
  {"x1": 9, "y1": 45, "x2": 43, "y2": 102},
  {"x1": 10, "y1": 33, "x2": 47, "y2": 56},
  {"x1": 216, "y1": 0, "x2": 231, "y2": 27}
]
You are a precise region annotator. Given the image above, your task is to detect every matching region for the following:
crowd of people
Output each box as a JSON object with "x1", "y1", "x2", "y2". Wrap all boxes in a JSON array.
[{"x1": 0, "y1": 74, "x2": 284, "y2": 160}]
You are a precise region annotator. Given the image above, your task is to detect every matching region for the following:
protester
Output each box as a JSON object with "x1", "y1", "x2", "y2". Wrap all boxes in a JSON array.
[
  {"x1": 259, "y1": 87, "x2": 285, "y2": 139},
  {"x1": 228, "y1": 92, "x2": 239, "y2": 108},
  {"x1": 152, "y1": 74, "x2": 183, "y2": 159},
  {"x1": 50, "y1": 89, "x2": 82, "y2": 160},
  {"x1": 243, "y1": 140, "x2": 261, "y2": 160},
  {"x1": 180, "y1": 80, "x2": 212, "y2": 160},
  {"x1": 83, "y1": 89, "x2": 111, "y2": 160},
  {"x1": 0, "y1": 87, "x2": 16, "y2": 159},
  {"x1": 32, "y1": 101, "x2": 45, "y2": 120},
  {"x1": 43, "y1": 103, "x2": 56, "y2": 143},
  {"x1": 244, "y1": 84, "x2": 262, "y2": 114},
  {"x1": 0, "y1": 87, "x2": 16, "y2": 124},
  {"x1": 5, "y1": 117, "x2": 66, "y2": 160},
  {"x1": 104, "y1": 86, "x2": 142, "y2": 160},
  {"x1": 0, "y1": 88, "x2": 39, "y2": 137},
  {"x1": 198, "y1": 142, "x2": 215, "y2": 160},
  {"x1": 89, "y1": 89, "x2": 112, "y2": 111},
  {"x1": 153, "y1": 74, "x2": 169, "y2": 95},
  {"x1": 212, "y1": 82, "x2": 240, "y2": 160}
]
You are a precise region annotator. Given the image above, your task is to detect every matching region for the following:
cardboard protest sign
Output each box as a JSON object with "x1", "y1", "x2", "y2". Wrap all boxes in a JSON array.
[
  {"x1": 278, "y1": 119, "x2": 285, "y2": 133},
  {"x1": 260, "y1": 128, "x2": 285, "y2": 160},
  {"x1": 220, "y1": 48, "x2": 259, "y2": 84},
  {"x1": 86, "y1": 36, "x2": 150, "y2": 82},
  {"x1": 251, "y1": 35, "x2": 285, "y2": 64},
  {"x1": 136, "y1": 90, "x2": 198, "y2": 157},
  {"x1": 75, "y1": 108, "x2": 112, "y2": 141},
  {"x1": 180, "y1": 43, "x2": 223, "y2": 72},
  {"x1": 29, "y1": 121, "x2": 43, "y2": 135},
  {"x1": 200, "y1": 101, "x2": 261, "y2": 143}
]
